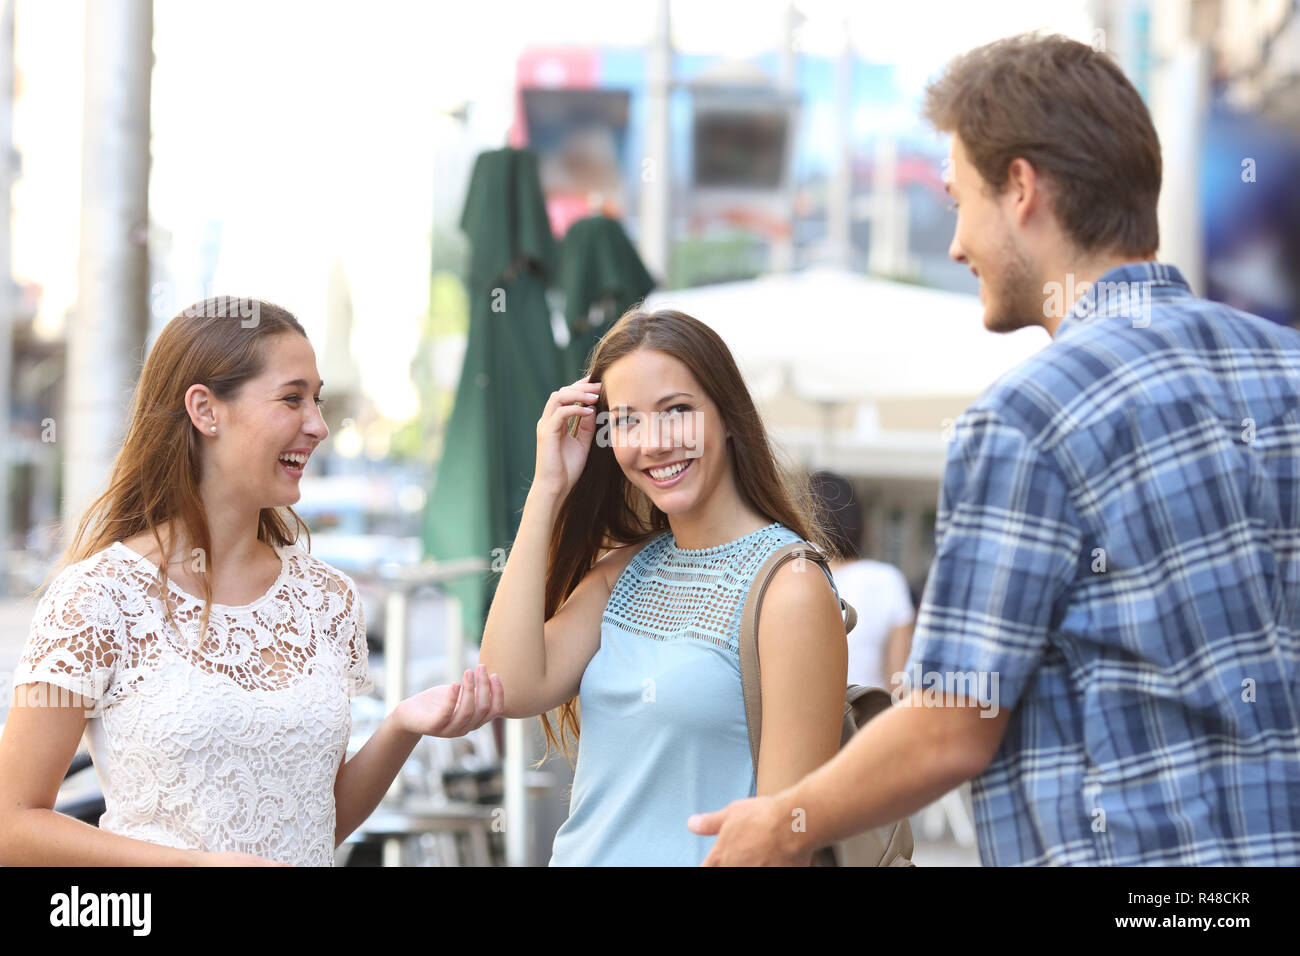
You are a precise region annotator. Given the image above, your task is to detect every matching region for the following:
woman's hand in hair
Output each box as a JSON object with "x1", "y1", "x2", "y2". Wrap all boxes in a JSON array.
[
  {"x1": 533, "y1": 375, "x2": 602, "y2": 500},
  {"x1": 395, "y1": 665, "x2": 504, "y2": 739}
]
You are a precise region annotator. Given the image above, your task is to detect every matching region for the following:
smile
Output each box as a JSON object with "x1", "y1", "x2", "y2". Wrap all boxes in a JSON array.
[
  {"x1": 644, "y1": 458, "x2": 693, "y2": 487},
  {"x1": 277, "y1": 450, "x2": 311, "y2": 478}
]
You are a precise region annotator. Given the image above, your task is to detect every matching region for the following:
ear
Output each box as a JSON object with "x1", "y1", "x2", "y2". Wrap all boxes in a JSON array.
[
  {"x1": 184, "y1": 383, "x2": 218, "y2": 436},
  {"x1": 1003, "y1": 157, "x2": 1041, "y2": 228}
]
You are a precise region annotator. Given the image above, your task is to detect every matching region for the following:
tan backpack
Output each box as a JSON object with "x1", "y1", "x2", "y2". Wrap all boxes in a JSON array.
[{"x1": 739, "y1": 540, "x2": 916, "y2": 866}]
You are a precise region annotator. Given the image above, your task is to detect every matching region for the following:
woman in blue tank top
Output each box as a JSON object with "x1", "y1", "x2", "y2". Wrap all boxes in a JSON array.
[{"x1": 478, "y1": 308, "x2": 849, "y2": 865}]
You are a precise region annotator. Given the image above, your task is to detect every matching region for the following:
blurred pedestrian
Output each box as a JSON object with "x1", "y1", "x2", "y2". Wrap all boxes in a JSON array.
[{"x1": 809, "y1": 471, "x2": 914, "y2": 694}]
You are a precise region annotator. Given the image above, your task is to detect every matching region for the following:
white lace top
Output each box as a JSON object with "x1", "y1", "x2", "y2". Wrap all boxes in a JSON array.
[{"x1": 13, "y1": 540, "x2": 372, "y2": 866}]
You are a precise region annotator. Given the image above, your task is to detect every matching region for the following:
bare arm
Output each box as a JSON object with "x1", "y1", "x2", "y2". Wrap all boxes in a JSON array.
[
  {"x1": 479, "y1": 494, "x2": 641, "y2": 719},
  {"x1": 754, "y1": 562, "x2": 848, "y2": 796},
  {"x1": 0, "y1": 685, "x2": 208, "y2": 865},
  {"x1": 478, "y1": 374, "x2": 634, "y2": 719}
]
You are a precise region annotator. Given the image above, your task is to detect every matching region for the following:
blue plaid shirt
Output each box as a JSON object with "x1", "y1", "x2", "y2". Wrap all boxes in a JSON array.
[{"x1": 908, "y1": 261, "x2": 1300, "y2": 865}]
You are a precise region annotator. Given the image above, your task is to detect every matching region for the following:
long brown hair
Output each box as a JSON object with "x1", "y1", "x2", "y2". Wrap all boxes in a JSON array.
[
  {"x1": 56, "y1": 297, "x2": 312, "y2": 645},
  {"x1": 539, "y1": 307, "x2": 834, "y2": 762}
]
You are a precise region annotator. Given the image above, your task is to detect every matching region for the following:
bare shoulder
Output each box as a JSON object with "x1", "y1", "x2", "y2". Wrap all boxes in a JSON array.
[
  {"x1": 592, "y1": 537, "x2": 657, "y2": 591},
  {"x1": 117, "y1": 525, "x2": 177, "y2": 563},
  {"x1": 761, "y1": 556, "x2": 841, "y2": 616},
  {"x1": 117, "y1": 531, "x2": 150, "y2": 555}
]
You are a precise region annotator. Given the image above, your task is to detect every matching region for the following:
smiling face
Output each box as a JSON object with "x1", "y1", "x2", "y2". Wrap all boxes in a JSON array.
[
  {"x1": 944, "y1": 134, "x2": 1042, "y2": 333},
  {"x1": 193, "y1": 332, "x2": 329, "y2": 509},
  {"x1": 602, "y1": 347, "x2": 731, "y2": 519}
]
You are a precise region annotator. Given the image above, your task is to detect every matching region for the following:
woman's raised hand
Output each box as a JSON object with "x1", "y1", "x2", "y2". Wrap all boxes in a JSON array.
[
  {"x1": 533, "y1": 375, "x2": 602, "y2": 500},
  {"x1": 395, "y1": 665, "x2": 504, "y2": 739}
]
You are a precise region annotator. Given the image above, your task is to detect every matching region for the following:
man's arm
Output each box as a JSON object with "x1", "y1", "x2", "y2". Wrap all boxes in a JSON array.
[
  {"x1": 778, "y1": 690, "x2": 1007, "y2": 850},
  {"x1": 690, "y1": 689, "x2": 1009, "y2": 864}
]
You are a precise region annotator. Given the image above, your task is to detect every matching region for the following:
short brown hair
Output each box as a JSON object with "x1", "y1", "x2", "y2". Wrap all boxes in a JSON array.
[{"x1": 923, "y1": 33, "x2": 1161, "y2": 257}]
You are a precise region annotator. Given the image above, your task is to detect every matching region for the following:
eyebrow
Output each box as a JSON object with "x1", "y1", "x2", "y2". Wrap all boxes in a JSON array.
[
  {"x1": 278, "y1": 379, "x2": 324, "y2": 390},
  {"x1": 655, "y1": 392, "x2": 692, "y2": 406},
  {"x1": 610, "y1": 392, "x2": 694, "y2": 414}
]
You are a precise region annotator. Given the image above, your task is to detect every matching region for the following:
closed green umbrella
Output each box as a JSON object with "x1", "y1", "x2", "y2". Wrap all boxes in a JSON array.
[
  {"x1": 558, "y1": 214, "x2": 655, "y2": 379},
  {"x1": 424, "y1": 147, "x2": 563, "y2": 639}
]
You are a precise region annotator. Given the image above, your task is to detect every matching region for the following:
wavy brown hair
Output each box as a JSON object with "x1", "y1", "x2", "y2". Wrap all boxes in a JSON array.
[
  {"x1": 55, "y1": 297, "x2": 312, "y2": 645},
  {"x1": 538, "y1": 307, "x2": 834, "y2": 763}
]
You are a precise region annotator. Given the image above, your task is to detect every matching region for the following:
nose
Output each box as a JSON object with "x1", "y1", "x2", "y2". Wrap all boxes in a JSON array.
[
  {"x1": 948, "y1": 229, "x2": 966, "y2": 265},
  {"x1": 305, "y1": 401, "x2": 329, "y2": 442},
  {"x1": 640, "y1": 411, "x2": 678, "y2": 459}
]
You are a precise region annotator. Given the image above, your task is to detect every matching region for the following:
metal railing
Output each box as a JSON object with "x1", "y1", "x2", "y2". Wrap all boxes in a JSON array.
[{"x1": 344, "y1": 556, "x2": 547, "y2": 866}]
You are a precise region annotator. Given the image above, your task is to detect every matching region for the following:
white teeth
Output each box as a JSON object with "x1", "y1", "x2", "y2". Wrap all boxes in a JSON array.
[
  {"x1": 278, "y1": 452, "x2": 308, "y2": 467},
  {"x1": 649, "y1": 461, "x2": 687, "y2": 480}
]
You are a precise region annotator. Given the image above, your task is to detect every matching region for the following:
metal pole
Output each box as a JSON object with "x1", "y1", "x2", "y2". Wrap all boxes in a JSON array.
[
  {"x1": 503, "y1": 717, "x2": 527, "y2": 866},
  {"x1": 65, "y1": 0, "x2": 152, "y2": 532},
  {"x1": 1150, "y1": 0, "x2": 1206, "y2": 294},
  {"x1": 0, "y1": 0, "x2": 15, "y2": 592},
  {"x1": 638, "y1": 0, "x2": 672, "y2": 282},
  {"x1": 828, "y1": 15, "x2": 852, "y2": 268},
  {"x1": 382, "y1": 586, "x2": 408, "y2": 867},
  {"x1": 768, "y1": 0, "x2": 798, "y2": 274},
  {"x1": 444, "y1": 591, "x2": 464, "y2": 685},
  {"x1": 383, "y1": 588, "x2": 409, "y2": 799},
  {"x1": 866, "y1": 134, "x2": 910, "y2": 277}
]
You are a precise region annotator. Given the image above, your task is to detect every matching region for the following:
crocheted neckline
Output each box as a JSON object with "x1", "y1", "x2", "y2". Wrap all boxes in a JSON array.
[
  {"x1": 109, "y1": 540, "x2": 293, "y2": 613},
  {"x1": 665, "y1": 521, "x2": 783, "y2": 557}
]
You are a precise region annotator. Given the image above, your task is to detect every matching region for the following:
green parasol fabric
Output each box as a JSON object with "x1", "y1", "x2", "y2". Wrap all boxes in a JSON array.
[
  {"x1": 557, "y1": 214, "x2": 655, "y2": 379},
  {"x1": 423, "y1": 147, "x2": 563, "y2": 640}
]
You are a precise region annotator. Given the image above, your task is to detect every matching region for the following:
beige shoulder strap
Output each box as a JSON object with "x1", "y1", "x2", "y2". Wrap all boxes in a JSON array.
[{"x1": 739, "y1": 541, "x2": 857, "y2": 774}]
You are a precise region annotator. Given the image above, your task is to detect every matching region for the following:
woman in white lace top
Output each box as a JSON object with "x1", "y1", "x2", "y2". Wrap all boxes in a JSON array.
[{"x1": 0, "y1": 298, "x2": 502, "y2": 866}]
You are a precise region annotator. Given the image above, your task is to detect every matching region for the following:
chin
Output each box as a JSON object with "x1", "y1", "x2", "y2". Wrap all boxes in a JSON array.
[
  {"x1": 647, "y1": 492, "x2": 697, "y2": 517},
  {"x1": 983, "y1": 313, "x2": 1013, "y2": 333},
  {"x1": 983, "y1": 305, "x2": 1035, "y2": 334},
  {"x1": 629, "y1": 472, "x2": 701, "y2": 517}
]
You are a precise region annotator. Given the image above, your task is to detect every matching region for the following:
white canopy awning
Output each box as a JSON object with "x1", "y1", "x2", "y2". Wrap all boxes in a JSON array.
[{"x1": 642, "y1": 266, "x2": 1048, "y2": 404}]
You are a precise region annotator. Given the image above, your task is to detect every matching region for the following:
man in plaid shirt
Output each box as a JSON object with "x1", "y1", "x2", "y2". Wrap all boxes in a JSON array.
[{"x1": 691, "y1": 34, "x2": 1300, "y2": 865}]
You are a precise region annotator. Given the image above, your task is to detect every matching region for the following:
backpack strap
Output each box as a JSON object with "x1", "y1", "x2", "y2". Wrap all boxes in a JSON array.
[{"x1": 738, "y1": 541, "x2": 858, "y2": 775}]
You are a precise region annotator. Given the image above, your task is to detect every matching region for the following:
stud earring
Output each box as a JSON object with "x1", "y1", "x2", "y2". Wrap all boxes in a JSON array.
[{"x1": 210, "y1": 425, "x2": 217, "y2": 433}]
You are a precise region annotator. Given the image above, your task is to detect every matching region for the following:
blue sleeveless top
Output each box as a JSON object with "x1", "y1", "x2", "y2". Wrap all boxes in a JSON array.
[{"x1": 548, "y1": 521, "x2": 839, "y2": 866}]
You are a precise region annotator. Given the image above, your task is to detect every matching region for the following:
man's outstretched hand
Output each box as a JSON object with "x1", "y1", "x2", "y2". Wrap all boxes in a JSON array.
[{"x1": 688, "y1": 795, "x2": 815, "y2": 866}]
